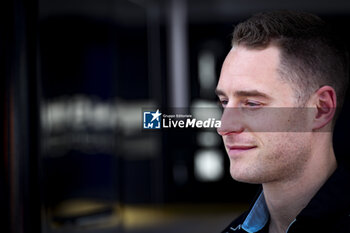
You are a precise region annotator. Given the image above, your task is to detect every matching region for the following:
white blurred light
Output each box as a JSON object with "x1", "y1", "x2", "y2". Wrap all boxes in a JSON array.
[
  {"x1": 197, "y1": 132, "x2": 221, "y2": 147},
  {"x1": 191, "y1": 99, "x2": 222, "y2": 121},
  {"x1": 41, "y1": 95, "x2": 155, "y2": 134},
  {"x1": 198, "y1": 50, "x2": 216, "y2": 90},
  {"x1": 194, "y1": 149, "x2": 223, "y2": 182}
]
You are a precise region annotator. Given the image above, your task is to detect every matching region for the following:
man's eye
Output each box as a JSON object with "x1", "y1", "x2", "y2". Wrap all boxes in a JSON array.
[
  {"x1": 219, "y1": 100, "x2": 228, "y2": 107},
  {"x1": 244, "y1": 101, "x2": 261, "y2": 108}
]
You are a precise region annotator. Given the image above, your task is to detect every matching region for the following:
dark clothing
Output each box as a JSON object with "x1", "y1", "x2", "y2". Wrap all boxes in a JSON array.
[{"x1": 221, "y1": 165, "x2": 350, "y2": 233}]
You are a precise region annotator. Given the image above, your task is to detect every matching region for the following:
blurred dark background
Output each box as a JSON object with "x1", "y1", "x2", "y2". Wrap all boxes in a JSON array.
[{"x1": 2, "y1": 0, "x2": 350, "y2": 233}]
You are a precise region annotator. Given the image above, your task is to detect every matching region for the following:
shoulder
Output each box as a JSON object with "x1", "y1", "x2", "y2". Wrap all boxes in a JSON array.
[
  {"x1": 333, "y1": 213, "x2": 350, "y2": 232},
  {"x1": 288, "y1": 165, "x2": 350, "y2": 233},
  {"x1": 288, "y1": 213, "x2": 350, "y2": 233}
]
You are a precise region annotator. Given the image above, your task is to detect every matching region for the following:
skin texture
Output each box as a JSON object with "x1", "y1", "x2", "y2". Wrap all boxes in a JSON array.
[{"x1": 216, "y1": 45, "x2": 337, "y2": 233}]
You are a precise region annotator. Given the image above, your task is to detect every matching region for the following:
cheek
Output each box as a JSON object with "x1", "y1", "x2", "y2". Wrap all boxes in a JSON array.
[
  {"x1": 265, "y1": 133, "x2": 312, "y2": 173},
  {"x1": 260, "y1": 133, "x2": 310, "y2": 164},
  {"x1": 242, "y1": 107, "x2": 312, "y2": 133},
  {"x1": 228, "y1": 132, "x2": 312, "y2": 183}
]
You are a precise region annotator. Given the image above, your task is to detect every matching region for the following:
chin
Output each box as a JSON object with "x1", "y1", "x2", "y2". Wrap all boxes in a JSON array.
[{"x1": 230, "y1": 166, "x2": 264, "y2": 184}]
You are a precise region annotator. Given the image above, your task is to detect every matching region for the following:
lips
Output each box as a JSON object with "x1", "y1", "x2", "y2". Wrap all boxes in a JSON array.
[
  {"x1": 227, "y1": 145, "x2": 256, "y2": 150},
  {"x1": 226, "y1": 145, "x2": 257, "y2": 157}
]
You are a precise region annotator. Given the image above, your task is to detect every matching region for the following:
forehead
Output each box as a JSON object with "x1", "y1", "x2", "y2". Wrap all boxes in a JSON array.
[
  {"x1": 217, "y1": 45, "x2": 291, "y2": 97},
  {"x1": 223, "y1": 46, "x2": 280, "y2": 76}
]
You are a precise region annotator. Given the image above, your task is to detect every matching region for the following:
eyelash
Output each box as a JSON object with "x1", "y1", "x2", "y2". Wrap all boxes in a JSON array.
[
  {"x1": 244, "y1": 100, "x2": 261, "y2": 107},
  {"x1": 218, "y1": 99, "x2": 262, "y2": 108}
]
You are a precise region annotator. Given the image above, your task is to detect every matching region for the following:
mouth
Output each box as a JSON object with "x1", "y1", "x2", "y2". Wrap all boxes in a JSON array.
[{"x1": 226, "y1": 145, "x2": 257, "y2": 157}]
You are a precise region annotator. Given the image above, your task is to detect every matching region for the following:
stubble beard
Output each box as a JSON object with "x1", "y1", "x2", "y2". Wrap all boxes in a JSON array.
[{"x1": 228, "y1": 132, "x2": 312, "y2": 185}]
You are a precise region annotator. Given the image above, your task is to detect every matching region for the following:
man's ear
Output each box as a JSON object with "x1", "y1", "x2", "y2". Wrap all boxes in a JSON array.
[{"x1": 312, "y1": 86, "x2": 337, "y2": 130}]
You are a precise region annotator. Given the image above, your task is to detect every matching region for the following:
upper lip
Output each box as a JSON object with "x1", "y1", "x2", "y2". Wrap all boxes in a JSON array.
[{"x1": 226, "y1": 145, "x2": 257, "y2": 150}]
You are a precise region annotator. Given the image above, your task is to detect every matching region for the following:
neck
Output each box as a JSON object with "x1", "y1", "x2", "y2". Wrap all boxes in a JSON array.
[{"x1": 263, "y1": 136, "x2": 337, "y2": 233}]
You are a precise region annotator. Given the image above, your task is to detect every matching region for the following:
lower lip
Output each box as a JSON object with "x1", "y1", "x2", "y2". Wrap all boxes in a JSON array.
[{"x1": 227, "y1": 147, "x2": 256, "y2": 158}]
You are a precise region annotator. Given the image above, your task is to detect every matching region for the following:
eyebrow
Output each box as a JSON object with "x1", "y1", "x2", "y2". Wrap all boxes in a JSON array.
[{"x1": 215, "y1": 89, "x2": 272, "y2": 99}]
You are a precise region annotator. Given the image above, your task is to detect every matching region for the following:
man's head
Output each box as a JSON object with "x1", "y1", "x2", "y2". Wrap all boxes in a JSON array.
[
  {"x1": 216, "y1": 11, "x2": 348, "y2": 184},
  {"x1": 232, "y1": 11, "x2": 349, "y2": 111}
]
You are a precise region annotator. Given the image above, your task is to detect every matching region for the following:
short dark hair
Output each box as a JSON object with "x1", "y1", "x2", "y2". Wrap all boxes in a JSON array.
[{"x1": 232, "y1": 11, "x2": 349, "y2": 116}]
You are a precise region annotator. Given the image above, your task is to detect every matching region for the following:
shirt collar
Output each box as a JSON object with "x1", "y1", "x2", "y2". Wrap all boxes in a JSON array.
[{"x1": 242, "y1": 192, "x2": 270, "y2": 233}]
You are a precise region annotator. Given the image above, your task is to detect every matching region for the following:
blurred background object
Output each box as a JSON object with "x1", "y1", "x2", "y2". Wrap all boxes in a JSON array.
[{"x1": 2, "y1": 0, "x2": 350, "y2": 232}]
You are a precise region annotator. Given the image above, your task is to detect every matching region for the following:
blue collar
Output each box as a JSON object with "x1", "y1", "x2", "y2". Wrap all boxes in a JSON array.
[{"x1": 242, "y1": 192, "x2": 270, "y2": 233}]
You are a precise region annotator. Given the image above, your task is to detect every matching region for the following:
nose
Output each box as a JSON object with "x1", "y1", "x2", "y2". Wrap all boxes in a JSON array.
[{"x1": 217, "y1": 108, "x2": 244, "y2": 136}]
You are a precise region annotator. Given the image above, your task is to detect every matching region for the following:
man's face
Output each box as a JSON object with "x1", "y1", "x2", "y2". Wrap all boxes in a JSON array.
[{"x1": 216, "y1": 45, "x2": 313, "y2": 184}]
